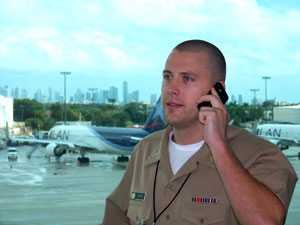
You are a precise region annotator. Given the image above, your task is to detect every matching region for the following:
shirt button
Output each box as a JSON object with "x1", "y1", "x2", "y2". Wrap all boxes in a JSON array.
[{"x1": 166, "y1": 214, "x2": 170, "y2": 220}]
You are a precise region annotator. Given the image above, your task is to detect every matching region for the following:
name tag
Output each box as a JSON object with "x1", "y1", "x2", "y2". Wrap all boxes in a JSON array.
[{"x1": 131, "y1": 192, "x2": 146, "y2": 201}]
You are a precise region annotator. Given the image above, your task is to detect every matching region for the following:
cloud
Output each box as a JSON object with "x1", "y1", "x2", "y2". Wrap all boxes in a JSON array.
[
  {"x1": 75, "y1": 50, "x2": 93, "y2": 65},
  {"x1": 81, "y1": 1, "x2": 103, "y2": 15},
  {"x1": 102, "y1": 46, "x2": 137, "y2": 69},
  {"x1": 36, "y1": 40, "x2": 62, "y2": 62},
  {"x1": 0, "y1": 0, "x2": 299, "y2": 78},
  {"x1": 72, "y1": 29, "x2": 123, "y2": 47},
  {"x1": 113, "y1": 0, "x2": 300, "y2": 46},
  {"x1": 23, "y1": 27, "x2": 59, "y2": 40},
  {"x1": 115, "y1": 0, "x2": 208, "y2": 29},
  {"x1": 0, "y1": 43, "x2": 9, "y2": 56}
]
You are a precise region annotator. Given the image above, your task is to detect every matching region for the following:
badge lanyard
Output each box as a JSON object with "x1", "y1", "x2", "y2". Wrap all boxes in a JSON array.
[{"x1": 152, "y1": 160, "x2": 191, "y2": 225}]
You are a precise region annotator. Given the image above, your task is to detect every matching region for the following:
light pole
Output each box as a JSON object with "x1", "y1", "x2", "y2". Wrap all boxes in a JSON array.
[
  {"x1": 60, "y1": 71, "x2": 71, "y2": 125},
  {"x1": 250, "y1": 88, "x2": 259, "y2": 105},
  {"x1": 262, "y1": 76, "x2": 271, "y2": 102}
]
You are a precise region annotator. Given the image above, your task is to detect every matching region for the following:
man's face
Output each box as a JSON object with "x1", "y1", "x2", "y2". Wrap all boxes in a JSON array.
[{"x1": 162, "y1": 50, "x2": 215, "y2": 129}]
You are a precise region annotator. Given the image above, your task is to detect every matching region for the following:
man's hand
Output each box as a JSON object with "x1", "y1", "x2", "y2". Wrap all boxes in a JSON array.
[
  {"x1": 197, "y1": 87, "x2": 229, "y2": 149},
  {"x1": 198, "y1": 87, "x2": 286, "y2": 225}
]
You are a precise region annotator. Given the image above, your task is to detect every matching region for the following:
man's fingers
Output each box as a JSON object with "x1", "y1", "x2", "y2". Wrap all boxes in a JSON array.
[
  {"x1": 198, "y1": 94, "x2": 225, "y2": 111},
  {"x1": 198, "y1": 107, "x2": 210, "y2": 124},
  {"x1": 199, "y1": 107, "x2": 219, "y2": 124},
  {"x1": 211, "y1": 87, "x2": 221, "y2": 101},
  {"x1": 199, "y1": 106, "x2": 228, "y2": 123}
]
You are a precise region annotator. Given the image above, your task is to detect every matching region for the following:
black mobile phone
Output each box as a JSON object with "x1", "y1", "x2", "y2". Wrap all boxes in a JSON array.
[{"x1": 197, "y1": 82, "x2": 228, "y2": 110}]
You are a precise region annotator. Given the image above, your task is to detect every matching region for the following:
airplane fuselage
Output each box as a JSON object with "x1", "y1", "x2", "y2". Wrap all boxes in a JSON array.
[
  {"x1": 256, "y1": 123, "x2": 300, "y2": 149},
  {"x1": 48, "y1": 125, "x2": 149, "y2": 155}
]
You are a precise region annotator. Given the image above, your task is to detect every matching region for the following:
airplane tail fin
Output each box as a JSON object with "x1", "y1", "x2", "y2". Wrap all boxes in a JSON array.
[{"x1": 144, "y1": 97, "x2": 167, "y2": 133}]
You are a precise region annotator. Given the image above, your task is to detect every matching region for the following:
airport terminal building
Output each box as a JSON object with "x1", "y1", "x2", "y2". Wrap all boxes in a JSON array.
[
  {"x1": 273, "y1": 104, "x2": 300, "y2": 124},
  {"x1": 0, "y1": 95, "x2": 13, "y2": 128}
]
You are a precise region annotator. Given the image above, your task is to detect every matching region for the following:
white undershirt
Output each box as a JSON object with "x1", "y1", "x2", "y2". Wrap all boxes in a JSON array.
[{"x1": 168, "y1": 131, "x2": 204, "y2": 175}]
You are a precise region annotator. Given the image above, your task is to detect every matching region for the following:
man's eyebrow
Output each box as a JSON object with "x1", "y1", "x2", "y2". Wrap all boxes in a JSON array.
[
  {"x1": 180, "y1": 71, "x2": 197, "y2": 76},
  {"x1": 162, "y1": 70, "x2": 197, "y2": 76},
  {"x1": 162, "y1": 70, "x2": 172, "y2": 74}
]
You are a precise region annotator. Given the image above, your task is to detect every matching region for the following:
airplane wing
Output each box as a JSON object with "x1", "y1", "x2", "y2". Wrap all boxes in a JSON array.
[
  {"x1": 10, "y1": 137, "x2": 73, "y2": 146},
  {"x1": 9, "y1": 136, "x2": 80, "y2": 158}
]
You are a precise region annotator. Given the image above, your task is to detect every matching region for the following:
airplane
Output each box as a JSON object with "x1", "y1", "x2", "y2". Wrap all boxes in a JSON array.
[
  {"x1": 8, "y1": 98, "x2": 167, "y2": 164},
  {"x1": 256, "y1": 122, "x2": 300, "y2": 150}
]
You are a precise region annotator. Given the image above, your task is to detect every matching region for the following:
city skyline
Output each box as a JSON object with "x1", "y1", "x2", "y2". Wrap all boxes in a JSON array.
[
  {"x1": 2, "y1": 82, "x2": 294, "y2": 106},
  {"x1": 1, "y1": 68, "x2": 300, "y2": 105},
  {"x1": 0, "y1": 80, "x2": 156, "y2": 105}
]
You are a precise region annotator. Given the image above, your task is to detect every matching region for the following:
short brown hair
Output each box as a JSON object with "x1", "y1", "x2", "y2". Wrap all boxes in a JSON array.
[{"x1": 173, "y1": 39, "x2": 226, "y2": 81}]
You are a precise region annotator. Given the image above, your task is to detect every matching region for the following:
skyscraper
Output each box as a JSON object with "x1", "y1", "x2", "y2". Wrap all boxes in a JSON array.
[
  {"x1": 74, "y1": 89, "x2": 84, "y2": 104},
  {"x1": 103, "y1": 90, "x2": 109, "y2": 103},
  {"x1": 86, "y1": 91, "x2": 91, "y2": 103},
  {"x1": 98, "y1": 89, "x2": 109, "y2": 104},
  {"x1": 48, "y1": 87, "x2": 53, "y2": 103},
  {"x1": 15, "y1": 87, "x2": 20, "y2": 99},
  {"x1": 88, "y1": 88, "x2": 98, "y2": 104},
  {"x1": 129, "y1": 90, "x2": 139, "y2": 103},
  {"x1": 109, "y1": 86, "x2": 118, "y2": 103},
  {"x1": 0, "y1": 86, "x2": 8, "y2": 97},
  {"x1": 21, "y1": 89, "x2": 28, "y2": 99},
  {"x1": 34, "y1": 89, "x2": 44, "y2": 103},
  {"x1": 231, "y1": 94, "x2": 236, "y2": 103},
  {"x1": 54, "y1": 91, "x2": 63, "y2": 103},
  {"x1": 123, "y1": 81, "x2": 128, "y2": 104},
  {"x1": 238, "y1": 94, "x2": 243, "y2": 105}
]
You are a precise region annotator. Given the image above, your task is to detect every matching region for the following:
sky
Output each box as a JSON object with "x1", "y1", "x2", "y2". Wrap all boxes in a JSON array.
[{"x1": 0, "y1": 0, "x2": 300, "y2": 103}]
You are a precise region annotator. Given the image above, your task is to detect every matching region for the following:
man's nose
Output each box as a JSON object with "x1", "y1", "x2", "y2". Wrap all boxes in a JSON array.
[{"x1": 167, "y1": 78, "x2": 180, "y2": 96}]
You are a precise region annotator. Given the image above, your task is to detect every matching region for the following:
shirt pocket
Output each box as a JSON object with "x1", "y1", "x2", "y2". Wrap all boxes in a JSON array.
[
  {"x1": 127, "y1": 200, "x2": 151, "y2": 225},
  {"x1": 180, "y1": 204, "x2": 226, "y2": 225}
]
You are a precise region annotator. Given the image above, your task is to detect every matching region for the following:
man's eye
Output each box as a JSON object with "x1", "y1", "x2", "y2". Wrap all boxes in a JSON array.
[
  {"x1": 163, "y1": 74, "x2": 171, "y2": 80},
  {"x1": 183, "y1": 75, "x2": 194, "y2": 82}
]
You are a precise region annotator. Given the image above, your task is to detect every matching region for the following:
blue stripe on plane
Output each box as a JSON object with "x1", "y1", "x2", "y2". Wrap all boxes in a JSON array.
[{"x1": 88, "y1": 126, "x2": 146, "y2": 154}]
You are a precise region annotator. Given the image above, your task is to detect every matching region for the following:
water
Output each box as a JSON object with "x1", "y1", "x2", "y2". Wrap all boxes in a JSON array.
[{"x1": 0, "y1": 146, "x2": 299, "y2": 225}]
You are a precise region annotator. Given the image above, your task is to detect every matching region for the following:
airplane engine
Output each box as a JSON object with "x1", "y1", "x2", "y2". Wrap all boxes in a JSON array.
[
  {"x1": 46, "y1": 143, "x2": 68, "y2": 158},
  {"x1": 277, "y1": 142, "x2": 289, "y2": 151},
  {"x1": 269, "y1": 140, "x2": 289, "y2": 151}
]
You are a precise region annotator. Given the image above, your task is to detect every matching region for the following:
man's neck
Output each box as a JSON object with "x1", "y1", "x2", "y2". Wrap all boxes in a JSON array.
[{"x1": 172, "y1": 123, "x2": 204, "y2": 145}]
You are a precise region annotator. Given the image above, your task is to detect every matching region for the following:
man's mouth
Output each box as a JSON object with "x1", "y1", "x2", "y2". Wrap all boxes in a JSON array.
[{"x1": 166, "y1": 102, "x2": 184, "y2": 108}]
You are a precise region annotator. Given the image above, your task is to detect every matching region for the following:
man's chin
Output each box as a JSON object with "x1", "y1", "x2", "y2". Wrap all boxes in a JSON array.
[
  {"x1": 166, "y1": 116, "x2": 200, "y2": 129},
  {"x1": 166, "y1": 118, "x2": 185, "y2": 128}
]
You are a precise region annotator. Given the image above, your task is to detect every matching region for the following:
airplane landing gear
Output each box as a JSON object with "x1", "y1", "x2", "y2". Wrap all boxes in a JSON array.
[
  {"x1": 117, "y1": 155, "x2": 129, "y2": 163},
  {"x1": 113, "y1": 155, "x2": 129, "y2": 168},
  {"x1": 77, "y1": 157, "x2": 90, "y2": 165},
  {"x1": 77, "y1": 149, "x2": 90, "y2": 165}
]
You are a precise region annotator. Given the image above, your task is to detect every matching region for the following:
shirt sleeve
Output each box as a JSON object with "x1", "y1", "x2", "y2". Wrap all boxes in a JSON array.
[
  {"x1": 247, "y1": 148, "x2": 298, "y2": 210},
  {"x1": 101, "y1": 150, "x2": 137, "y2": 225}
]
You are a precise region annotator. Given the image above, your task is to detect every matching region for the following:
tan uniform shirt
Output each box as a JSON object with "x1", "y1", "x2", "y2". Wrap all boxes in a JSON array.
[{"x1": 102, "y1": 126, "x2": 298, "y2": 225}]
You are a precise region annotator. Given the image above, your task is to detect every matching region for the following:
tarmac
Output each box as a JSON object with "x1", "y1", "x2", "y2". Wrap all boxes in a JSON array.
[{"x1": 0, "y1": 145, "x2": 299, "y2": 225}]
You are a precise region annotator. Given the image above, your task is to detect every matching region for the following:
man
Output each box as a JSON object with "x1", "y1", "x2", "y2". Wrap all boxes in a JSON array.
[{"x1": 102, "y1": 40, "x2": 298, "y2": 225}]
